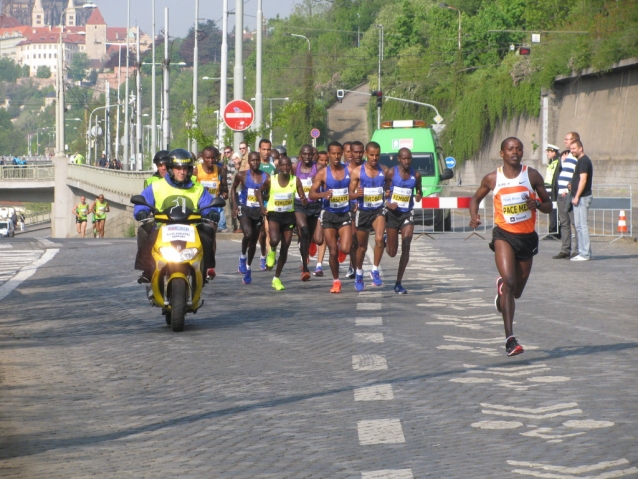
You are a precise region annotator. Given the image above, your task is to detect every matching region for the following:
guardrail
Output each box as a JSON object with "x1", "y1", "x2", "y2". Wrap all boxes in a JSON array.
[
  {"x1": 0, "y1": 165, "x2": 55, "y2": 181},
  {"x1": 24, "y1": 212, "x2": 51, "y2": 225},
  {"x1": 67, "y1": 164, "x2": 151, "y2": 198}
]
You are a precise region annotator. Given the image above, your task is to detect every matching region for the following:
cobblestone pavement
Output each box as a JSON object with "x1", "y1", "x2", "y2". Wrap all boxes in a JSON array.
[{"x1": 0, "y1": 234, "x2": 637, "y2": 478}]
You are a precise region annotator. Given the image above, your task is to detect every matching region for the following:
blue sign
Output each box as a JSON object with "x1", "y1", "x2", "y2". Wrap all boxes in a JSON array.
[{"x1": 445, "y1": 156, "x2": 456, "y2": 169}]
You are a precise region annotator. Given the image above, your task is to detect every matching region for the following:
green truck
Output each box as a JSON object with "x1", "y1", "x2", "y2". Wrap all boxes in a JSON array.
[{"x1": 371, "y1": 120, "x2": 454, "y2": 230}]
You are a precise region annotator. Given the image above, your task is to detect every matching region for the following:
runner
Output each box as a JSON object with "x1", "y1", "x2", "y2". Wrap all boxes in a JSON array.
[
  {"x1": 258, "y1": 139, "x2": 276, "y2": 271},
  {"x1": 231, "y1": 152, "x2": 267, "y2": 285},
  {"x1": 72, "y1": 196, "x2": 90, "y2": 238},
  {"x1": 345, "y1": 140, "x2": 366, "y2": 279},
  {"x1": 384, "y1": 148, "x2": 423, "y2": 294},
  {"x1": 469, "y1": 137, "x2": 552, "y2": 357},
  {"x1": 309, "y1": 141, "x2": 352, "y2": 293},
  {"x1": 194, "y1": 146, "x2": 228, "y2": 235},
  {"x1": 91, "y1": 194, "x2": 110, "y2": 238},
  {"x1": 312, "y1": 152, "x2": 329, "y2": 277},
  {"x1": 349, "y1": 141, "x2": 387, "y2": 290},
  {"x1": 294, "y1": 144, "x2": 323, "y2": 281},
  {"x1": 144, "y1": 150, "x2": 169, "y2": 188},
  {"x1": 342, "y1": 141, "x2": 353, "y2": 165},
  {"x1": 316, "y1": 150, "x2": 328, "y2": 168},
  {"x1": 256, "y1": 156, "x2": 308, "y2": 291}
]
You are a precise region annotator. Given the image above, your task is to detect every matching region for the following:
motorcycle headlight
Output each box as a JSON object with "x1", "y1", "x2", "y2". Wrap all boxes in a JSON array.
[{"x1": 159, "y1": 246, "x2": 198, "y2": 262}]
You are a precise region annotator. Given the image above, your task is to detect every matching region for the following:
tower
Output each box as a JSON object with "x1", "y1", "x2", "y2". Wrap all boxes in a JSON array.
[
  {"x1": 31, "y1": 0, "x2": 44, "y2": 27},
  {"x1": 84, "y1": 7, "x2": 107, "y2": 60},
  {"x1": 65, "y1": 0, "x2": 77, "y2": 26}
]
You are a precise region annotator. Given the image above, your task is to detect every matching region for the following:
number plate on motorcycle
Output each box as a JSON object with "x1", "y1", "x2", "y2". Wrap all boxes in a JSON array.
[{"x1": 162, "y1": 224, "x2": 196, "y2": 243}]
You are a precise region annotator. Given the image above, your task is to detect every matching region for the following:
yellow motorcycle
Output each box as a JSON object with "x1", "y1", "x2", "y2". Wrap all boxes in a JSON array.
[{"x1": 131, "y1": 194, "x2": 225, "y2": 332}]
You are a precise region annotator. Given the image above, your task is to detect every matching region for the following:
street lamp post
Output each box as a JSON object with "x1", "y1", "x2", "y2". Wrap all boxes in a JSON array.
[
  {"x1": 192, "y1": 0, "x2": 199, "y2": 155},
  {"x1": 375, "y1": 24, "x2": 383, "y2": 129},
  {"x1": 439, "y1": 3, "x2": 461, "y2": 51},
  {"x1": 163, "y1": 8, "x2": 170, "y2": 150},
  {"x1": 233, "y1": 0, "x2": 244, "y2": 152},
  {"x1": 254, "y1": 0, "x2": 262, "y2": 150},
  {"x1": 104, "y1": 42, "x2": 123, "y2": 159},
  {"x1": 220, "y1": 0, "x2": 229, "y2": 150},
  {"x1": 87, "y1": 107, "x2": 107, "y2": 164},
  {"x1": 124, "y1": 0, "x2": 131, "y2": 168},
  {"x1": 151, "y1": 0, "x2": 156, "y2": 157},
  {"x1": 36, "y1": 127, "x2": 49, "y2": 155}
]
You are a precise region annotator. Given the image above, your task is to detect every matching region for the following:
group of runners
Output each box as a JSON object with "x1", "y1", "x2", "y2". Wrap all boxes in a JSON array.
[
  {"x1": 72, "y1": 194, "x2": 110, "y2": 238},
  {"x1": 231, "y1": 139, "x2": 422, "y2": 295}
]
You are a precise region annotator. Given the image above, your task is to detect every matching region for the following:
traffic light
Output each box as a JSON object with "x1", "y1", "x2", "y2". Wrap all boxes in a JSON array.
[
  {"x1": 519, "y1": 46, "x2": 531, "y2": 56},
  {"x1": 371, "y1": 90, "x2": 383, "y2": 108}
]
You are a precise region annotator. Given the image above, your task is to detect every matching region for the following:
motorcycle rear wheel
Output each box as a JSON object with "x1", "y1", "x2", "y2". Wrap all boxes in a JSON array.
[{"x1": 170, "y1": 278, "x2": 188, "y2": 332}]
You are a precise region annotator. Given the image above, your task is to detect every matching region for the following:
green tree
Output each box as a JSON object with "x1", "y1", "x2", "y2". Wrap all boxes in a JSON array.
[
  {"x1": 68, "y1": 53, "x2": 90, "y2": 81},
  {"x1": 0, "y1": 58, "x2": 22, "y2": 83},
  {"x1": 36, "y1": 65, "x2": 51, "y2": 79},
  {"x1": 0, "y1": 109, "x2": 26, "y2": 154}
]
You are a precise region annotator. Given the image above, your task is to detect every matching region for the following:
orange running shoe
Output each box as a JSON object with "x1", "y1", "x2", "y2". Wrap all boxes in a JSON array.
[
  {"x1": 309, "y1": 242, "x2": 318, "y2": 257},
  {"x1": 338, "y1": 250, "x2": 347, "y2": 263},
  {"x1": 330, "y1": 279, "x2": 342, "y2": 293},
  {"x1": 301, "y1": 271, "x2": 311, "y2": 282}
]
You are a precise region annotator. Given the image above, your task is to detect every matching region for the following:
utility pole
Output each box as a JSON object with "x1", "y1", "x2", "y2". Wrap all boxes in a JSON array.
[
  {"x1": 162, "y1": 7, "x2": 170, "y2": 150},
  {"x1": 254, "y1": 0, "x2": 262, "y2": 149},
  {"x1": 136, "y1": 25, "x2": 142, "y2": 170},
  {"x1": 105, "y1": 80, "x2": 110, "y2": 161},
  {"x1": 192, "y1": 0, "x2": 199, "y2": 155},
  {"x1": 123, "y1": 0, "x2": 130, "y2": 169},
  {"x1": 115, "y1": 43, "x2": 122, "y2": 160},
  {"x1": 151, "y1": 0, "x2": 157, "y2": 156},
  {"x1": 219, "y1": 0, "x2": 228, "y2": 149},
  {"x1": 233, "y1": 0, "x2": 244, "y2": 152},
  {"x1": 376, "y1": 24, "x2": 383, "y2": 130}
]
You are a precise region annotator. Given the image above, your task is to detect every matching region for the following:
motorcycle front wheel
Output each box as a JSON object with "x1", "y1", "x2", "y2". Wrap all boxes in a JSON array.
[{"x1": 170, "y1": 278, "x2": 188, "y2": 332}]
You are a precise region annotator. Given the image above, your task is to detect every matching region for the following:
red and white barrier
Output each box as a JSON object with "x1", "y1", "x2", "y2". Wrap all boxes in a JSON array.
[{"x1": 414, "y1": 197, "x2": 484, "y2": 210}]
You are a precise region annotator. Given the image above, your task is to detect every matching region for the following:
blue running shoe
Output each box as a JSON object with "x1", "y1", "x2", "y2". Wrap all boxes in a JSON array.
[
  {"x1": 313, "y1": 265, "x2": 323, "y2": 277},
  {"x1": 370, "y1": 270, "x2": 383, "y2": 287},
  {"x1": 260, "y1": 257, "x2": 267, "y2": 271},
  {"x1": 354, "y1": 273, "x2": 365, "y2": 292},
  {"x1": 242, "y1": 269, "x2": 252, "y2": 284},
  {"x1": 238, "y1": 256, "x2": 247, "y2": 274},
  {"x1": 394, "y1": 283, "x2": 408, "y2": 294}
]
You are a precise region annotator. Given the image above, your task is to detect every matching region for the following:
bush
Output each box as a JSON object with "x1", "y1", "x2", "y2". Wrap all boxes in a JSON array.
[{"x1": 36, "y1": 66, "x2": 51, "y2": 79}]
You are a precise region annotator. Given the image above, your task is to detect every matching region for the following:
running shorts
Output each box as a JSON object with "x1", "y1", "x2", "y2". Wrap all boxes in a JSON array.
[
  {"x1": 239, "y1": 205, "x2": 264, "y2": 228},
  {"x1": 355, "y1": 208, "x2": 385, "y2": 232},
  {"x1": 489, "y1": 225, "x2": 539, "y2": 261},
  {"x1": 386, "y1": 209, "x2": 414, "y2": 229},
  {"x1": 76, "y1": 217, "x2": 87, "y2": 224},
  {"x1": 294, "y1": 200, "x2": 322, "y2": 218},
  {"x1": 268, "y1": 211, "x2": 296, "y2": 230},
  {"x1": 320, "y1": 210, "x2": 352, "y2": 230}
]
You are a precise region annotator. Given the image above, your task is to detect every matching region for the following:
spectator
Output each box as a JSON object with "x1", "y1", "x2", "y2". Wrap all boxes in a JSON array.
[
  {"x1": 552, "y1": 132, "x2": 580, "y2": 260},
  {"x1": 543, "y1": 144, "x2": 560, "y2": 239},
  {"x1": 238, "y1": 141, "x2": 249, "y2": 171},
  {"x1": 569, "y1": 140, "x2": 593, "y2": 261},
  {"x1": 98, "y1": 154, "x2": 108, "y2": 168},
  {"x1": 223, "y1": 145, "x2": 241, "y2": 233}
]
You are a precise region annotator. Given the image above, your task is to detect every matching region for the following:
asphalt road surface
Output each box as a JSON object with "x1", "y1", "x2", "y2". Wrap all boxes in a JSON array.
[{"x1": 0, "y1": 233, "x2": 637, "y2": 478}]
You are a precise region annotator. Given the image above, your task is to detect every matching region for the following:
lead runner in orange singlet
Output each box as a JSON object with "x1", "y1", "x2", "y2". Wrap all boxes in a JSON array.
[{"x1": 469, "y1": 137, "x2": 552, "y2": 357}]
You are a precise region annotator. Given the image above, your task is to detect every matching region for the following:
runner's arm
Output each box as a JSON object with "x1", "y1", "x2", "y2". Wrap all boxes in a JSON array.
[
  {"x1": 71, "y1": 204, "x2": 79, "y2": 217},
  {"x1": 255, "y1": 177, "x2": 270, "y2": 216},
  {"x1": 469, "y1": 172, "x2": 495, "y2": 228},
  {"x1": 295, "y1": 177, "x2": 308, "y2": 205},
  {"x1": 383, "y1": 168, "x2": 398, "y2": 210},
  {"x1": 414, "y1": 171, "x2": 423, "y2": 202},
  {"x1": 230, "y1": 171, "x2": 244, "y2": 218},
  {"x1": 528, "y1": 168, "x2": 553, "y2": 214},
  {"x1": 309, "y1": 169, "x2": 329, "y2": 201},
  {"x1": 349, "y1": 167, "x2": 362, "y2": 200},
  {"x1": 219, "y1": 165, "x2": 229, "y2": 199}
]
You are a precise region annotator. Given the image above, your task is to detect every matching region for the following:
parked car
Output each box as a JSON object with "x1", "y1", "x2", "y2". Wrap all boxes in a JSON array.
[{"x1": 0, "y1": 219, "x2": 15, "y2": 237}]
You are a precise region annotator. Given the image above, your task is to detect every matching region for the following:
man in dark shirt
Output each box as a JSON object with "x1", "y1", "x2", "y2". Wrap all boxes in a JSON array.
[
  {"x1": 98, "y1": 154, "x2": 108, "y2": 168},
  {"x1": 569, "y1": 140, "x2": 593, "y2": 261}
]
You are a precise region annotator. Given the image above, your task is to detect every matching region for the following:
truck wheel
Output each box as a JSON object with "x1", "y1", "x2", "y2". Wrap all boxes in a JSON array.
[{"x1": 169, "y1": 278, "x2": 187, "y2": 332}]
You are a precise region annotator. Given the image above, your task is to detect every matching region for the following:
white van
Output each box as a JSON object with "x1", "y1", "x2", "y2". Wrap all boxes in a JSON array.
[{"x1": 0, "y1": 219, "x2": 15, "y2": 237}]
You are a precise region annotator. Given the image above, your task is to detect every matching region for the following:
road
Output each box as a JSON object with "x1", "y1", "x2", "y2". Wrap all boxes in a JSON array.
[{"x1": 0, "y1": 233, "x2": 637, "y2": 478}]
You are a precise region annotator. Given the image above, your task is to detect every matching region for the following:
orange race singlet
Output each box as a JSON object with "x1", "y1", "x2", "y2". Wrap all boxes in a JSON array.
[
  {"x1": 195, "y1": 164, "x2": 220, "y2": 197},
  {"x1": 493, "y1": 165, "x2": 536, "y2": 234}
]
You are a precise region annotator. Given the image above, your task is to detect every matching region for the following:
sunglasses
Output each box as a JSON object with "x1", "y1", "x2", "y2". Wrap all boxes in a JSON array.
[{"x1": 239, "y1": 147, "x2": 247, "y2": 150}]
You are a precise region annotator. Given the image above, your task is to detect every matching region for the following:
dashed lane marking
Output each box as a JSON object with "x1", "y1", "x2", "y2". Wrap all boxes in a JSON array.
[
  {"x1": 508, "y1": 459, "x2": 638, "y2": 478},
  {"x1": 354, "y1": 333, "x2": 385, "y2": 343},
  {"x1": 361, "y1": 469, "x2": 414, "y2": 479},
  {"x1": 356, "y1": 317, "x2": 383, "y2": 326},
  {"x1": 357, "y1": 303, "x2": 382, "y2": 310},
  {"x1": 357, "y1": 419, "x2": 406, "y2": 445},
  {"x1": 354, "y1": 384, "x2": 394, "y2": 401},
  {"x1": 353, "y1": 355, "x2": 388, "y2": 371}
]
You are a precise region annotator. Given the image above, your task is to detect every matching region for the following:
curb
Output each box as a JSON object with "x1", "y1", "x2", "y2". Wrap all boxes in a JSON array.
[{"x1": 15, "y1": 222, "x2": 52, "y2": 235}]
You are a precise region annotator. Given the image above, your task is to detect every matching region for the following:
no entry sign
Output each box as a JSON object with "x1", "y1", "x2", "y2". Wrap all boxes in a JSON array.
[{"x1": 223, "y1": 100, "x2": 255, "y2": 131}]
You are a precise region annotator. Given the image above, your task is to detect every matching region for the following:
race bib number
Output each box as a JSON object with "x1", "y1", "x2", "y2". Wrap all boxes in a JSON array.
[
  {"x1": 501, "y1": 191, "x2": 532, "y2": 224},
  {"x1": 296, "y1": 177, "x2": 313, "y2": 199},
  {"x1": 363, "y1": 187, "x2": 384, "y2": 208},
  {"x1": 329, "y1": 188, "x2": 349, "y2": 210},
  {"x1": 391, "y1": 186, "x2": 412, "y2": 209},
  {"x1": 162, "y1": 224, "x2": 196, "y2": 243},
  {"x1": 246, "y1": 188, "x2": 260, "y2": 208},
  {"x1": 97, "y1": 206, "x2": 106, "y2": 213},
  {"x1": 273, "y1": 192, "x2": 293, "y2": 212},
  {"x1": 201, "y1": 180, "x2": 219, "y2": 196}
]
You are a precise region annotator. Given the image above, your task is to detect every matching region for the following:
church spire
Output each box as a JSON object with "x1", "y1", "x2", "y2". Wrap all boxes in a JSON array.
[
  {"x1": 31, "y1": 0, "x2": 45, "y2": 27},
  {"x1": 66, "y1": 0, "x2": 77, "y2": 26}
]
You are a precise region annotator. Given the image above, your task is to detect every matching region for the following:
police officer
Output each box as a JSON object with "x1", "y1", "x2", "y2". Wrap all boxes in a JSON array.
[
  {"x1": 543, "y1": 144, "x2": 561, "y2": 239},
  {"x1": 133, "y1": 149, "x2": 221, "y2": 283},
  {"x1": 144, "y1": 150, "x2": 170, "y2": 188}
]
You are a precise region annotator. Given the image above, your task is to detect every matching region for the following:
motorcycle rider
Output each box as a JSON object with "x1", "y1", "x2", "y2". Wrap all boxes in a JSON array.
[
  {"x1": 133, "y1": 148, "x2": 220, "y2": 284},
  {"x1": 144, "y1": 150, "x2": 170, "y2": 188}
]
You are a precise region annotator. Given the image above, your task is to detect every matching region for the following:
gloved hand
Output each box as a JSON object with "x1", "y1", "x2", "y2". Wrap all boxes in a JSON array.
[
  {"x1": 205, "y1": 209, "x2": 220, "y2": 223},
  {"x1": 135, "y1": 210, "x2": 149, "y2": 221}
]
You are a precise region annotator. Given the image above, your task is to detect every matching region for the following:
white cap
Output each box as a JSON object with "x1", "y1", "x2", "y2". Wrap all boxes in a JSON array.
[{"x1": 546, "y1": 143, "x2": 560, "y2": 151}]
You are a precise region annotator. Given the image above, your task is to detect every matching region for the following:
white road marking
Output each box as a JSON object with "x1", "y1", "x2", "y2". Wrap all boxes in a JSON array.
[
  {"x1": 468, "y1": 364, "x2": 552, "y2": 377},
  {"x1": 0, "y1": 249, "x2": 58, "y2": 301},
  {"x1": 481, "y1": 403, "x2": 579, "y2": 414},
  {"x1": 444, "y1": 335, "x2": 503, "y2": 344},
  {"x1": 437, "y1": 344, "x2": 500, "y2": 356},
  {"x1": 563, "y1": 420, "x2": 614, "y2": 429},
  {"x1": 0, "y1": 244, "x2": 13, "y2": 249},
  {"x1": 354, "y1": 384, "x2": 394, "y2": 401},
  {"x1": 357, "y1": 419, "x2": 405, "y2": 445},
  {"x1": 528, "y1": 376, "x2": 571, "y2": 383},
  {"x1": 520, "y1": 427, "x2": 586, "y2": 441},
  {"x1": 361, "y1": 469, "x2": 413, "y2": 479},
  {"x1": 472, "y1": 420, "x2": 523, "y2": 429},
  {"x1": 353, "y1": 355, "x2": 388, "y2": 370},
  {"x1": 354, "y1": 333, "x2": 384, "y2": 343},
  {"x1": 508, "y1": 459, "x2": 637, "y2": 477},
  {"x1": 450, "y1": 377, "x2": 493, "y2": 384},
  {"x1": 357, "y1": 303, "x2": 382, "y2": 310},
  {"x1": 356, "y1": 317, "x2": 383, "y2": 326},
  {"x1": 481, "y1": 402, "x2": 582, "y2": 419},
  {"x1": 39, "y1": 238, "x2": 62, "y2": 248}
]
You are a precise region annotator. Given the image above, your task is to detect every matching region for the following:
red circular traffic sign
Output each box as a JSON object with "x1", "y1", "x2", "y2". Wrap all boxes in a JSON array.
[
  {"x1": 223, "y1": 100, "x2": 255, "y2": 131},
  {"x1": 310, "y1": 128, "x2": 321, "y2": 139}
]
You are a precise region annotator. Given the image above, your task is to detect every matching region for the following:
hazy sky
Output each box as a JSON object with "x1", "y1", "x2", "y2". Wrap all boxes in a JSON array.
[{"x1": 97, "y1": 0, "x2": 298, "y2": 38}]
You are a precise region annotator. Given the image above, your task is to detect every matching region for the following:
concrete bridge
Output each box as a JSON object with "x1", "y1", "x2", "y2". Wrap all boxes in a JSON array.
[{"x1": 1, "y1": 160, "x2": 150, "y2": 238}]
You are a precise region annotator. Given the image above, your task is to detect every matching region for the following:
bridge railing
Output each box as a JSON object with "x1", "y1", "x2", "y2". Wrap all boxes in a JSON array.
[
  {"x1": 0, "y1": 165, "x2": 55, "y2": 181},
  {"x1": 67, "y1": 164, "x2": 151, "y2": 198}
]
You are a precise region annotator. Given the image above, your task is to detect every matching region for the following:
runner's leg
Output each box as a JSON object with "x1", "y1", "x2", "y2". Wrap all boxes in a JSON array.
[
  {"x1": 385, "y1": 227, "x2": 399, "y2": 257},
  {"x1": 396, "y1": 223, "x2": 414, "y2": 284},
  {"x1": 275, "y1": 226, "x2": 294, "y2": 278},
  {"x1": 323, "y1": 228, "x2": 340, "y2": 279},
  {"x1": 371, "y1": 214, "x2": 386, "y2": 268},
  {"x1": 295, "y1": 211, "x2": 310, "y2": 273}
]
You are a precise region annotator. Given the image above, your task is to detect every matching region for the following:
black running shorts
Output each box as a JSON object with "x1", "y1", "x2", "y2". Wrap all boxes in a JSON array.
[
  {"x1": 489, "y1": 226, "x2": 539, "y2": 261},
  {"x1": 239, "y1": 205, "x2": 264, "y2": 228},
  {"x1": 355, "y1": 208, "x2": 385, "y2": 232},
  {"x1": 76, "y1": 217, "x2": 87, "y2": 224},
  {"x1": 294, "y1": 200, "x2": 322, "y2": 218},
  {"x1": 320, "y1": 210, "x2": 352, "y2": 230},
  {"x1": 386, "y1": 209, "x2": 414, "y2": 229},
  {"x1": 268, "y1": 211, "x2": 296, "y2": 230}
]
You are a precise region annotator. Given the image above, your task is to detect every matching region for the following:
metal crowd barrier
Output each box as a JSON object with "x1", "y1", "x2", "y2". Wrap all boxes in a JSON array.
[{"x1": 0, "y1": 165, "x2": 55, "y2": 180}]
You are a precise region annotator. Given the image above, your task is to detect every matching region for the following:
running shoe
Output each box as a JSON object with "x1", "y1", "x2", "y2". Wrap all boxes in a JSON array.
[
  {"x1": 309, "y1": 242, "x2": 317, "y2": 257},
  {"x1": 330, "y1": 279, "x2": 342, "y2": 293},
  {"x1": 266, "y1": 250, "x2": 276, "y2": 270},
  {"x1": 272, "y1": 277, "x2": 285, "y2": 291},
  {"x1": 346, "y1": 266, "x2": 356, "y2": 279},
  {"x1": 338, "y1": 250, "x2": 347, "y2": 263},
  {"x1": 313, "y1": 265, "x2": 323, "y2": 277},
  {"x1": 242, "y1": 269, "x2": 252, "y2": 285},
  {"x1": 506, "y1": 337, "x2": 524, "y2": 357},
  {"x1": 394, "y1": 283, "x2": 408, "y2": 294},
  {"x1": 301, "y1": 271, "x2": 311, "y2": 282},
  {"x1": 238, "y1": 256, "x2": 247, "y2": 274},
  {"x1": 370, "y1": 270, "x2": 383, "y2": 287},
  {"x1": 354, "y1": 274, "x2": 365, "y2": 292},
  {"x1": 495, "y1": 276, "x2": 503, "y2": 313},
  {"x1": 260, "y1": 257, "x2": 267, "y2": 271}
]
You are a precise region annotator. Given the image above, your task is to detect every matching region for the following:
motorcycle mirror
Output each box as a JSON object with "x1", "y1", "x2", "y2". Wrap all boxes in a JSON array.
[
  {"x1": 211, "y1": 196, "x2": 226, "y2": 208},
  {"x1": 131, "y1": 195, "x2": 151, "y2": 207}
]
